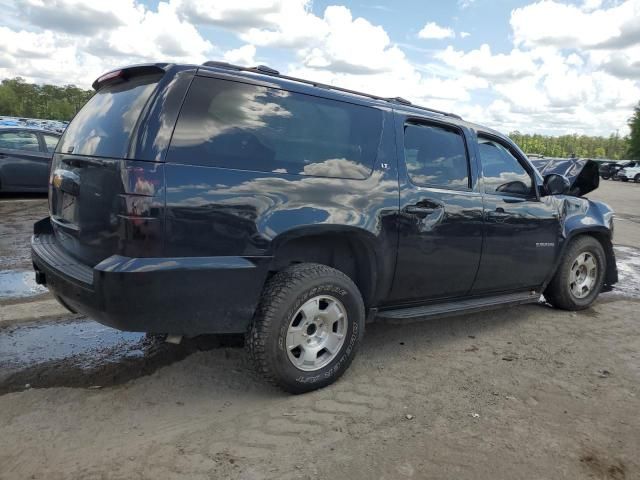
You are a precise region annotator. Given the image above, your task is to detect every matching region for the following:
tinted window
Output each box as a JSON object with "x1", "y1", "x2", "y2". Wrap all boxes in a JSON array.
[
  {"x1": 43, "y1": 134, "x2": 60, "y2": 153},
  {"x1": 478, "y1": 137, "x2": 533, "y2": 196},
  {"x1": 403, "y1": 123, "x2": 469, "y2": 189},
  {"x1": 0, "y1": 131, "x2": 40, "y2": 152},
  {"x1": 167, "y1": 77, "x2": 382, "y2": 179},
  {"x1": 58, "y1": 74, "x2": 161, "y2": 158}
]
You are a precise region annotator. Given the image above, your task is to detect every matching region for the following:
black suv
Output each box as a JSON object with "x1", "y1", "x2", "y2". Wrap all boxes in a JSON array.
[{"x1": 32, "y1": 63, "x2": 617, "y2": 393}]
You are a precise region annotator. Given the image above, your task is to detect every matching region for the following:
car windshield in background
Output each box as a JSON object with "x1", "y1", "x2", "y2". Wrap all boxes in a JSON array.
[{"x1": 57, "y1": 74, "x2": 161, "y2": 158}]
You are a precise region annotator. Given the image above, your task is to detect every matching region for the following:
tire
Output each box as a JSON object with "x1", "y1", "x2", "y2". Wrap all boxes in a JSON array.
[
  {"x1": 601, "y1": 174, "x2": 610, "y2": 180},
  {"x1": 544, "y1": 236, "x2": 606, "y2": 311},
  {"x1": 634, "y1": 174, "x2": 640, "y2": 184},
  {"x1": 246, "y1": 263, "x2": 365, "y2": 394},
  {"x1": 621, "y1": 177, "x2": 629, "y2": 182}
]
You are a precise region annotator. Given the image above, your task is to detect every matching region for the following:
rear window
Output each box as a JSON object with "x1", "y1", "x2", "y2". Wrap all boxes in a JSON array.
[
  {"x1": 58, "y1": 74, "x2": 161, "y2": 158},
  {"x1": 167, "y1": 76, "x2": 382, "y2": 179}
]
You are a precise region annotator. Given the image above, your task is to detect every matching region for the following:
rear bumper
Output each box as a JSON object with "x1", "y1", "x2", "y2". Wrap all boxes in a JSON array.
[{"x1": 31, "y1": 218, "x2": 271, "y2": 334}]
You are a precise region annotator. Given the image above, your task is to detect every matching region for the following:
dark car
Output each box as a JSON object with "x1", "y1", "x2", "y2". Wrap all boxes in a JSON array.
[
  {"x1": 31, "y1": 63, "x2": 618, "y2": 393},
  {"x1": 598, "y1": 161, "x2": 617, "y2": 180},
  {"x1": 0, "y1": 126, "x2": 60, "y2": 192}
]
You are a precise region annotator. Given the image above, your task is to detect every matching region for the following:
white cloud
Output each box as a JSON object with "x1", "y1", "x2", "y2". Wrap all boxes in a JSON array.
[
  {"x1": 458, "y1": 0, "x2": 475, "y2": 9},
  {"x1": 418, "y1": 22, "x2": 455, "y2": 40},
  {"x1": 177, "y1": 0, "x2": 328, "y2": 49},
  {"x1": 460, "y1": 31, "x2": 471, "y2": 38},
  {"x1": 0, "y1": 0, "x2": 214, "y2": 86},
  {"x1": 299, "y1": 6, "x2": 410, "y2": 75},
  {"x1": 436, "y1": 44, "x2": 537, "y2": 81},
  {"x1": 223, "y1": 44, "x2": 256, "y2": 66},
  {"x1": 581, "y1": 0, "x2": 603, "y2": 12},
  {"x1": 511, "y1": 0, "x2": 640, "y2": 50}
]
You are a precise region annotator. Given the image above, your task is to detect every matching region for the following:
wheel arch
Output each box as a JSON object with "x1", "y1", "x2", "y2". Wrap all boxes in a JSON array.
[
  {"x1": 268, "y1": 226, "x2": 392, "y2": 308},
  {"x1": 544, "y1": 227, "x2": 617, "y2": 291}
]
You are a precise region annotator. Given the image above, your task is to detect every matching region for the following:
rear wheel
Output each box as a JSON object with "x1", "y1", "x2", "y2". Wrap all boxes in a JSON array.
[
  {"x1": 544, "y1": 236, "x2": 605, "y2": 311},
  {"x1": 601, "y1": 174, "x2": 610, "y2": 180},
  {"x1": 246, "y1": 263, "x2": 365, "y2": 393}
]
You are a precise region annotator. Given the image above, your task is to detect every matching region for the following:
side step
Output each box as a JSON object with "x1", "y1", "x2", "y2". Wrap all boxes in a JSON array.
[{"x1": 376, "y1": 291, "x2": 539, "y2": 321}]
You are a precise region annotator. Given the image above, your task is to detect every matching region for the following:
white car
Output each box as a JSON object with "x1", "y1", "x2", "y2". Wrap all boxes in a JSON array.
[{"x1": 617, "y1": 165, "x2": 640, "y2": 183}]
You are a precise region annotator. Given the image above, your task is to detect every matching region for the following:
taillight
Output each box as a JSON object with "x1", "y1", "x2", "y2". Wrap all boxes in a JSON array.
[{"x1": 96, "y1": 69, "x2": 123, "y2": 85}]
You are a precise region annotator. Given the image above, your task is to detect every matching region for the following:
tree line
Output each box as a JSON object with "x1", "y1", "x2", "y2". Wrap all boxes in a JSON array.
[
  {"x1": 0, "y1": 76, "x2": 639, "y2": 160},
  {"x1": 509, "y1": 131, "x2": 630, "y2": 160},
  {"x1": 0, "y1": 77, "x2": 94, "y2": 121}
]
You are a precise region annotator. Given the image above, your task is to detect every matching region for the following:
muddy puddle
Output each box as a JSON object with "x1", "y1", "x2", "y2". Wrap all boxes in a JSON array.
[
  {"x1": 0, "y1": 270, "x2": 47, "y2": 300},
  {"x1": 0, "y1": 318, "x2": 242, "y2": 395},
  {"x1": 612, "y1": 246, "x2": 640, "y2": 298}
]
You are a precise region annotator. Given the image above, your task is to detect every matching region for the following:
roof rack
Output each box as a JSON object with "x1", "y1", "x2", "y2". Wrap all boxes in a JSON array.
[{"x1": 201, "y1": 61, "x2": 462, "y2": 120}]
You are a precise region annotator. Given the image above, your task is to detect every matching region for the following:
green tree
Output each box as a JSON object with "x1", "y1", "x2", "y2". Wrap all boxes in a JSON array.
[
  {"x1": 628, "y1": 102, "x2": 640, "y2": 160},
  {"x1": 0, "y1": 77, "x2": 93, "y2": 121}
]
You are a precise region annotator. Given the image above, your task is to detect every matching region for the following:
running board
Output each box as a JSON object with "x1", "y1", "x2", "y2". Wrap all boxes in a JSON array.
[{"x1": 376, "y1": 291, "x2": 539, "y2": 321}]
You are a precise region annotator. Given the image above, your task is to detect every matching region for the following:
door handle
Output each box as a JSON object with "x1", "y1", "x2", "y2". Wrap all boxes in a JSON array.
[
  {"x1": 487, "y1": 208, "x2": 510, "y2": 220},
  {"x1": 404, "y1": 205, "x2": 436, "y2": 217}
]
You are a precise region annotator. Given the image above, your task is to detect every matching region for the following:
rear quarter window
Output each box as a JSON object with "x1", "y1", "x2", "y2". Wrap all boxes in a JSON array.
[
  {"x1": 167, "y1": 76, "x2": 383, "y2": 179},
  {"x1": 58, "y1": 74, "x2": 161, "y2": 158}
]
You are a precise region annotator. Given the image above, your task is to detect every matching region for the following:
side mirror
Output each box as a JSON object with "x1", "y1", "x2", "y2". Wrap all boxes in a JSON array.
[{"x1": 543, "y1": 173, "x2": 571, "y2": 196}]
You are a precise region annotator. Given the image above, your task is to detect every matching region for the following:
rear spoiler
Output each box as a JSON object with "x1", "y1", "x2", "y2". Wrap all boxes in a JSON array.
[{"x1": 92, "y1": 64, "x2": 169, "y2": 91}]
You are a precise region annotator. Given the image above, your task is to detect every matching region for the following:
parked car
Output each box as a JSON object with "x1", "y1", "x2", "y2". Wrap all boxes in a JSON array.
[
  {"x1": 32, "y1": 62, "x2": 618, "y2": 393},
  {"x1": 617, "y1": 164, "x2": 640, "y2": 183},
  {"x1": 598, "y1": 161, "x2": 617, "y2": 180},
  {"x1": 0, "y1": 126, "x2": 61, "y2": 192},
  {"x1": 612, "y1": 161, "x2": 638, "y2": 180}
]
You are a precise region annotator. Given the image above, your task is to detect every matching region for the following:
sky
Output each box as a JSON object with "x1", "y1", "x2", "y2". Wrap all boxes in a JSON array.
[{"x1": 0, "y1": 0, "x2": 639, "y2": 136}]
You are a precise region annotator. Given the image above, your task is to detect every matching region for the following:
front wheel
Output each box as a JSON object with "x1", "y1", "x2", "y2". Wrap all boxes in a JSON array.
[
  {"x1": 601, "y1": 174, "x2": 610, "y2": 180},
  {"x1": 634, "y1": 174, "x2": 640, "y2": 184},
  {"x1": 247, "y1": 263, "x2": 365, "y2": 393},
  {"x1": 544, "y1": 236, "x2": 606, "y2": 310}
]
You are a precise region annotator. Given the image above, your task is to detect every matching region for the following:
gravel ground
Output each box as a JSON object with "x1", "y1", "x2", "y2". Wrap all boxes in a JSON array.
[{"x1": 0, "y1": 181, "x2": 638, "y2": 480}]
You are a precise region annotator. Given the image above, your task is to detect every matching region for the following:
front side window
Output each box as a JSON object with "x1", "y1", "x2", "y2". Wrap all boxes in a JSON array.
[
  {"x1": 403, "y1": 123, "x2": 469, "y2": 189},
  {"x1": 167, "y1": 76, "x2": 383, "y2": 179},
  {"x1": 0, "y1": 131, "x2": 40, "y2": 152},
  {"x1": 478, "y1": 137, "x2": 534, "y2": 197}
]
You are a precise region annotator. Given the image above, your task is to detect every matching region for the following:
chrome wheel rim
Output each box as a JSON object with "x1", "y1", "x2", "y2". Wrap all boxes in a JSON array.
[
  {"x1": 285, "y1": 295, "x2": 347, "y2": 372},
  {"x1": 569, "y1": 252, "x2": 598, "y2": 299}
]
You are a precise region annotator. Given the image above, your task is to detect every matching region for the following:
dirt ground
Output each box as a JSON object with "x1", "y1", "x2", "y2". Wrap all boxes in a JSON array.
[{"x1": 1, "y1": 181, "x2": 639, "y2": 480}]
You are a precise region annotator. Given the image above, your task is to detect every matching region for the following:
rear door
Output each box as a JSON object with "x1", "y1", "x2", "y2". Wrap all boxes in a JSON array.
[
  {"x1": 0, "y1": 129, "x2": 50, "y2": 190},
  {"x1": 471, "y1": 134, "x2": 559, "y2": 294},
  {"x1": 388, "y1": 116, "x2": 484, "y2": 305}
]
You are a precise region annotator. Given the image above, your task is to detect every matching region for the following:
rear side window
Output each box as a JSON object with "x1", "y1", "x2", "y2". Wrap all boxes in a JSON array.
[
  {"x1": 167, "y1": 76, "x2": 382, "y2": 179},
  {"x1": 0, "y1": 131, "x2": 40, "y2": 152},
  {"x1": 403, "y1": 123, "x2": 469, "y2": 189},
  {"x1": 58, "y1": 74, "x2": 161, "y2": 158}
]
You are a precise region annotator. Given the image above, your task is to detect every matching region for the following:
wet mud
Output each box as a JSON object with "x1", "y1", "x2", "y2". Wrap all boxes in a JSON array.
[{"x1": 0, "y1": 318, "x2": 242, "y2": 395}]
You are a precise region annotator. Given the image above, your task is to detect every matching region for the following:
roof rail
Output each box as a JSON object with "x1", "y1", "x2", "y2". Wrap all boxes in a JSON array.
[{"x1": 201, "y1": 61, "x2": 463, "y2": 120}]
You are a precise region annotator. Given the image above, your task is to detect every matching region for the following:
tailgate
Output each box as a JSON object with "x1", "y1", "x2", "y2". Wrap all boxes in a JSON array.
[{"x1": 49, "y1": 67, "x2": 167, "y2": 266}]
